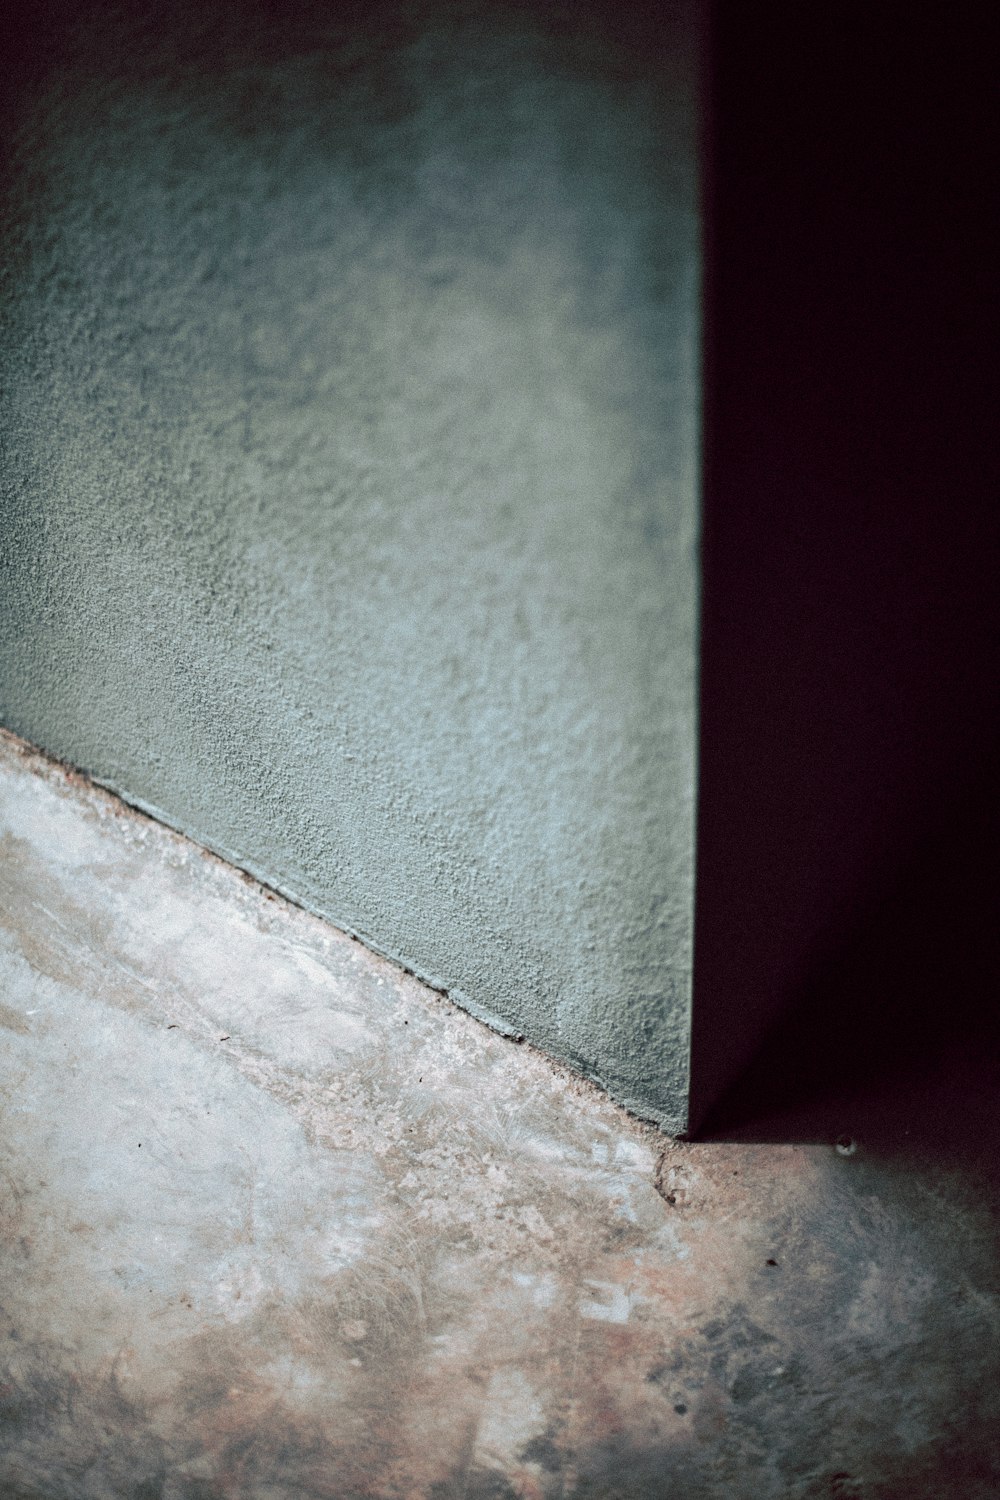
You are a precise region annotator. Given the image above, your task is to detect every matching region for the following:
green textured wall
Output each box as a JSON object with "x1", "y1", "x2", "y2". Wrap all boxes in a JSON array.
[{"x1": 1, "y1": 0, "x2": 701, "y2": 1130}]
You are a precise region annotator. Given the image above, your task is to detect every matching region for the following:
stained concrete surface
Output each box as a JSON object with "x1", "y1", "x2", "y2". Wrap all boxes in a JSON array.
[
  {"x1": 1, "y1": 731, "x2": 999, "y2": 1499},
  {"x1": 0, "y1": 0, "x2": 699, "y2": 1132}
]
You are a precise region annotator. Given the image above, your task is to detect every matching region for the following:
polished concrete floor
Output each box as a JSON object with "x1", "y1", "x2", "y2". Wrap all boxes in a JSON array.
[{"x1": 1, "y1": 729, "x2": 998, "y2": 1499}]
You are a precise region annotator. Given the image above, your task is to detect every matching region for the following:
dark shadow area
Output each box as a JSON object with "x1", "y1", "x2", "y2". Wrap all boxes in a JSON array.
[
  {"x1": 696, "y1": 744, "x2": 1000, "y2": 1174},
  {"x1": 691, "y1": 0, "x2": 997, "y2": 1135}
]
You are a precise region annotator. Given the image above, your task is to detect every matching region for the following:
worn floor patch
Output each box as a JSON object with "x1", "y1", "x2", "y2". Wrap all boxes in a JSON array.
[{"x1": 0, "y1": 730, "x2": 998, "y2": 1499}]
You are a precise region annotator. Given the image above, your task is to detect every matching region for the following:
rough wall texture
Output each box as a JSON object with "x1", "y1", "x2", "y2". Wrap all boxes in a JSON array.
[{"x1": 0, "y1": 0, "x2": 700, "y2": 1130}]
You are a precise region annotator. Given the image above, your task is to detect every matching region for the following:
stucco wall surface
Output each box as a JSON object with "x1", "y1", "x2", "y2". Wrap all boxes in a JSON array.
[{"x1": 1, "y1": 0, "x2": 700, "y2": 1130}]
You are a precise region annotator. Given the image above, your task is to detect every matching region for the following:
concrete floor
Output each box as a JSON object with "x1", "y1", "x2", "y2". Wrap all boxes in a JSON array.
[{"x1": 1, "y1": 730, "x2": 998, "y2": 1499}]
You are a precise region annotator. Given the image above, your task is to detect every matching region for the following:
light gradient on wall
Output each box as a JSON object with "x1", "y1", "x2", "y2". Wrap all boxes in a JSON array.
[{"x1": 1, "y1": 0, "x2": 701, "y2": 1130}]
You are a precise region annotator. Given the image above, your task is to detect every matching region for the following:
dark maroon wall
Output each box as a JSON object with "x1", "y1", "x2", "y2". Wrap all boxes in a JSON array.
[{"x1": 691, "y1": 1, "x2": 997, "y2": 1130}]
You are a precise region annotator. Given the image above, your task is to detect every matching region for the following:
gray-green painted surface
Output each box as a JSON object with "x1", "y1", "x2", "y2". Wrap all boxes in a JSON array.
[{"x1": 1, "y1": 1, "x2": 700, "y2": 1129}]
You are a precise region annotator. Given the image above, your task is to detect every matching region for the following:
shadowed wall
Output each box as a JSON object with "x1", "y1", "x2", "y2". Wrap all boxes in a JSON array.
[
  {"x1": 1, "y1": 1, "x2": 701, "y2": 1129},
  {"x1": 691, "y1": 0, "x2": 997, "y2": 1130}
]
